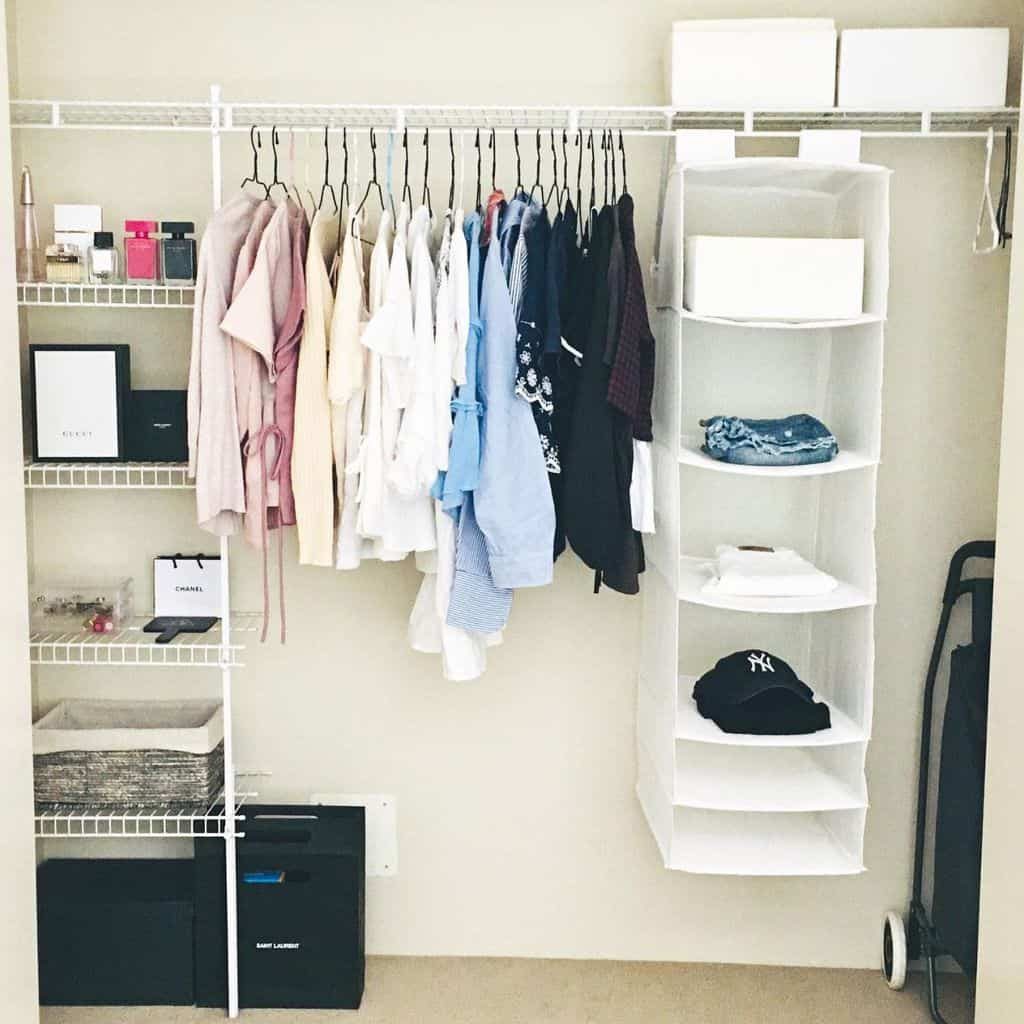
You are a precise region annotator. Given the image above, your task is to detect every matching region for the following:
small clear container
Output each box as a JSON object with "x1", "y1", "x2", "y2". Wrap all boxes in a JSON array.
[
  {"x1": 87, "y1": 231, "x2": 121, "y2": 284},
  {"x1": 29, "y1": 578, "x2": 134, "y2": 633}
]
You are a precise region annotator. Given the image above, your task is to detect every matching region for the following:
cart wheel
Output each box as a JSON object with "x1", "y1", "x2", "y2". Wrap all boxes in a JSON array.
[{"x1": 882, "y1": 911, "x2": 908, "y2": 990}]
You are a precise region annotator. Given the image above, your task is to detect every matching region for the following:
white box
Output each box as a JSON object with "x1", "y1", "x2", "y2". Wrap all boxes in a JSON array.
[
  {"x1": 668, "y1": 19, "x2": 837, "y2": 110},
  {"x1": 54, "y1": 203, "x2": 102, "y2": 256},
  {"x1": 684, "y1": 236, "x2": 865, "y2": 321},
  {"x1": 838, "y1": 29, "x2": 1008, "y2": 109}
]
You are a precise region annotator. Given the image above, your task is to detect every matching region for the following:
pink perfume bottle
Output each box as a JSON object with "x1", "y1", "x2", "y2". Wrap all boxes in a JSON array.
[{"x1": 124, "y1": 220, "x2": 160, "y2": 283}]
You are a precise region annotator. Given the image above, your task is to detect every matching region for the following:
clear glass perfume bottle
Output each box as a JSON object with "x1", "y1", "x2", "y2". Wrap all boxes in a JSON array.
[
  {"x1": 16, "y1": 166, "x2": 44, "y2": 282},
  {"x1": 87, "y1": 232, "x2": 121, "y2": 283},
  {"x1": 45, "y1": 243, "x2": 82, "y2": 284}
]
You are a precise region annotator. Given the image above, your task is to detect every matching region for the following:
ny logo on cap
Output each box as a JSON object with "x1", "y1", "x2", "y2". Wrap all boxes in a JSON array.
[{"x1": 748, "y1": 652, "x2": 775, "y2": 673}]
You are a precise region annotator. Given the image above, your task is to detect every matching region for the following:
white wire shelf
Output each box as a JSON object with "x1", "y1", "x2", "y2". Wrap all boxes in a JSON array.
[
  {"x1": 34, "y1": 788, "x2": 252, "y2": 839},
  {"x1": 17, "y1": 283, "x2": 195, "y2": 308},
  {"x1": 29, "y1": 615, "x2": 258, "y2": 668},
  {"x1": 8, "y1": 98, "x2": 1019, "y2": 137},
  {"x1": 25, "y1": 461, "x2": 193, "y2": 489}
]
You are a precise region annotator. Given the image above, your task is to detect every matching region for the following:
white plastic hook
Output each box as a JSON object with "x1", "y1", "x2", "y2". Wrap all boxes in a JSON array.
[{"x1": 973, "y1": 127, "x2": 1000, "y2": 255}]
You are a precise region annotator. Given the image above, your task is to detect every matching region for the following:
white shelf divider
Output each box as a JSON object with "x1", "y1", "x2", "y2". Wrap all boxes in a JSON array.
[
  {"x1": 637, "y1": 152, "x2": 887, "y2": 876},
  {"x1": 674, "y1": 677, "x2": 868, "y2": 748},
  {"x1": 676, "y1": 555, "x2": 874, "y2": 613},
  {"x1": 677, "y1": 441, "x2": 877, "y2": 477}
]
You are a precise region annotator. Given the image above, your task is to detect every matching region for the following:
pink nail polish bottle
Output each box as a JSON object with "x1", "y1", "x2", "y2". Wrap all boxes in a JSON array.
[{"x1": 124, "y1": 220, "x2": 160, "y2": 283}]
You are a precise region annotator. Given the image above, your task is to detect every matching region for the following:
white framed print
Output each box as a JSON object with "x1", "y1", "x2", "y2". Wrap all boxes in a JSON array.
[{"x1": 30, "y1": 344, "x2": 131, "y2": 461}]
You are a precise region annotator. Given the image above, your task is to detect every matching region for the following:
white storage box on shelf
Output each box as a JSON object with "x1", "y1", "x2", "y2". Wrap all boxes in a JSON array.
[
  {"x1": 639, "y1": 157, "x2": 889, "y2": 876},
  {"x1": 838, "y1": 28, "x2": 1009, "y2": 110},
  {"x1": 683, "y1": 236, "x2": 865, "y2": 321},
  {"x1": 667, "y1": 19, "x2": 837, "y2": 110}
]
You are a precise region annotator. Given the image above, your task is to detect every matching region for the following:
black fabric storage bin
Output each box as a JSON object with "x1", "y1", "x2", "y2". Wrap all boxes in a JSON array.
[
  {"x1": 37, "y1": 858, "x2": 194, "y2": 1006},
  {"x1": 195, "y1": 804, "x2": 365, "y2": 1010}
]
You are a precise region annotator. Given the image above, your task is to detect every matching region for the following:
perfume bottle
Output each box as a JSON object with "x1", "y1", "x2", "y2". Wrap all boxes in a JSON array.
[
  {"x1": 87, "y1": 232, "x2": 121, "y2": 283},
  {"x1": 124, "y1": 220, "x2": 160, "y2": 283},
  {"x1": 16, "y1": 167, "x2": 43, "y2": 282},
  {"x1": 161, "y1": 221, "x2": 196, "y2": 284},
  {"x1": 45, "y1": 243, "x2": 83, "y2": 283}
]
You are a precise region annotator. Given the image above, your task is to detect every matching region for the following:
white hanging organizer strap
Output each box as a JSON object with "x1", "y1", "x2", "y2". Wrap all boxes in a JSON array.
[
  {"x1": 798, "y1": 129, "x2": 863, "y2": 165},
  {"x1": 973, "y1": 127, "x2": 1000, "y2": 255}
]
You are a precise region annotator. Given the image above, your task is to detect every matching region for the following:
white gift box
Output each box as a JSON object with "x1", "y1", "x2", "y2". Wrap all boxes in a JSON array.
[
  {"x1": 667, "y1": 19, "x2": 837, "y2": 110},
  {"x1": 154, "y1": 554, "x2": 223, "y2": 618},
  {"x1": 684, "y1": 236, "x2": 865, "y2": 321},
  {"x1": 838, "y1": 28, "x2": 1009, "y2": 109}
]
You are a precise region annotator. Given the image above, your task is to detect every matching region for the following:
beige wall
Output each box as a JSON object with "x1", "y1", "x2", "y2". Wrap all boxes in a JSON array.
[
  {"x1": 975, "y1": 91, "x2": 1024, "y2": 1024},
  {"x1": 7, "y1": 0, "x2": 1021, "y2": 973},
  {"x1": 0, "y1": 0, "x2": 40, "y2": 1018}
]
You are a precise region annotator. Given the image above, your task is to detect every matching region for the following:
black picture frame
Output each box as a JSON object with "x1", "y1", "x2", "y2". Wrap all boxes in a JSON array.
[{"x1": 29, "y1": 344, "x2": 131, "y2": 462}]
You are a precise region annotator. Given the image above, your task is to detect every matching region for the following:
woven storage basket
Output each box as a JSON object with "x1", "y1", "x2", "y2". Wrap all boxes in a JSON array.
[{"x1": 33, "y1": 699, "x2": 224, "y2": 806}]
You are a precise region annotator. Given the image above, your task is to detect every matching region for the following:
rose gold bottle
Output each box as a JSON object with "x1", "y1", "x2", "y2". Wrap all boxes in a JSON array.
[{"x1": 16, "y1": 166, "x2": 44, "y2": 282}]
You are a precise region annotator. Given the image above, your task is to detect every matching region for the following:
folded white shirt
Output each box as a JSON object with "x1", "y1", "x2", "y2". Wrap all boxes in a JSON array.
[{"x1": 702, "y1": 545, "x2": 838, "y2": 597}]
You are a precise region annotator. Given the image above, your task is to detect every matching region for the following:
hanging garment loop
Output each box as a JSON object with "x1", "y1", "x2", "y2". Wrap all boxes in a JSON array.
[
  {"x1": 422, "y1": 128, "x2": 433, "y2": 217},
  {"x1": 973, "y1": 127, "x2": 1000, "y2": 255},
  {"x1": 490, "y1": 128, "x2": 497, "y2": 192},
  {"x1": 244, "y1": 423, "x2": 288, "y2": 644},
  {"x1": 474, "y1": 128, "x2": 483, "y2": 212}
]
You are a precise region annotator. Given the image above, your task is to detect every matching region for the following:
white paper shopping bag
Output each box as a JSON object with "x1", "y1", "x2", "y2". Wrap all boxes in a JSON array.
[{"x1": 153, "y1": 555, "x2": 222, "y2": 618}]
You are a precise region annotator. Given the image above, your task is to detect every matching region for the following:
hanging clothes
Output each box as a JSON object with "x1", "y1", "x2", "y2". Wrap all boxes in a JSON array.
[
  {"x1": 391, "y1": 205, "x2": 441, "y2": 508},
  {"x1": 447, "y1": 211, "x2": 513, "y2": 633},
  {"x1": 409, "y1": 209, "x2": 495, "y2": 680},
  {"x1": 474, "y1": 204, "x2": 555, "y2": 590},
  {"x1": 187, "y1": 192, "x2": 262, "y2": 536},
  {"x1": 292, "y1": 207, "x2": 340, "y2": 566},
  {"x1": 333, "y1": 212, "x2": 402, "y2": 568},
  {"x1": 357, "y1": 202, "x2": 435, "y2": 557},
  {"x1": 231, "y1": 199, "x2": 275, "y2": 552},
  {"x1": 513, "y1": 202, "x2": 557, "y2": 473},
  {"x1": 220, "y1": 198, "x2": 307, "y2": 640},
  {"x1": 562, "y1": 204, "x2": 644, "y2": 595}
]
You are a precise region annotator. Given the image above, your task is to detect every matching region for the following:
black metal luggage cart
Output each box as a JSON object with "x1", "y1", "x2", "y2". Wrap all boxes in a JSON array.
[{"x1": 882, "y1": 540, "x2": 994, "y2": 1023}]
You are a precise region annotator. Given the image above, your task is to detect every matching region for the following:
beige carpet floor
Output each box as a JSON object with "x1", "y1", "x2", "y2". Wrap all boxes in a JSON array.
[{"x1": 40, "y1": 956, "x2": 972, "y2": 1023}]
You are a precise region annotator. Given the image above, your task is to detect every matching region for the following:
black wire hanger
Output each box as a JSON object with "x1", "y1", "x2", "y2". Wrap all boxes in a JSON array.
[
  {"x1": 318, "y1": 125, "x2": 338, "y2": 213},
  {"x1": 490, "y1": 128, "x2": 497, "y2": 194},
  {"x1": 241, "y1": 125, "x2": 269, "y2": 197},
  {"x1": 618, "y1": 129, "x2": 628, "y2": 197},
  {"x1": 997, "y1": 126, "x2": 1013, "y2": 248},
  {"x1": 514, "y1": 128, "x2": 524, "y2": 195},
  {"x1": 529, "y1": 129, "x2": 544, "y2": 202},
  {"x1": 575, "y1": 128, "x2": 583, "y2": 215},
  {"x1": 544, "y1": 129, "x2": 560, "y2": 210},
  {"x1": 609, "y1": 129, "x2": 617, "y2": 202},
  {"x1": 474, "y1": 128, "x2": 483, "y2": 213},
  {"x1": 400, "y1": 127, "x2": 413, "y2": 208},
  {"x1": 421, "y1": 129, "x2": 433, "y2": 217},
  {"x1": 587, "y1": 130, "x2": 596, "y2": 212},
  {"x1": 338, "y1": 127, "x2": 351, "y2": 212},
  {"x1": 447, "y1": 128, "x2": 456, "y2": 213},
  {"x1": 267, "y1": 127, "x2": 289, "y2": 199},
  {"x1": 602, "y1": 129, "x2": 610, "y2": 207},
  {"x1": 353, "y1": 127, "x2": 387, "y2": 220}
]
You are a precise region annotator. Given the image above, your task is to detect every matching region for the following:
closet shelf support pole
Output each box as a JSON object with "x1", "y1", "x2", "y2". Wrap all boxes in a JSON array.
[{"x1": 209, "y1": 81, "x2": 238, "y2": 1022}]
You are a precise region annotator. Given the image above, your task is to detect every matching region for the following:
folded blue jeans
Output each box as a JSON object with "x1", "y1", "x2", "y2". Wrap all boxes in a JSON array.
[{"x1": 701, "y1": 414, "x2": 838, "y2": 467}]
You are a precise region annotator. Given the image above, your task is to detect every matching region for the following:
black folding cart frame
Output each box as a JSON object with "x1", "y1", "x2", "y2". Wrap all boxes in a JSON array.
[{"x1": 882, "y1": 540, "x2": 995, "y2": 1023}]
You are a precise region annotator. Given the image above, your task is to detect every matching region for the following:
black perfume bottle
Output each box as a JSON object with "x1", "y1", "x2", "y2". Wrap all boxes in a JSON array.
[{"x1": 160, "y1": 221, "x2": 196, "y2": 285}]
